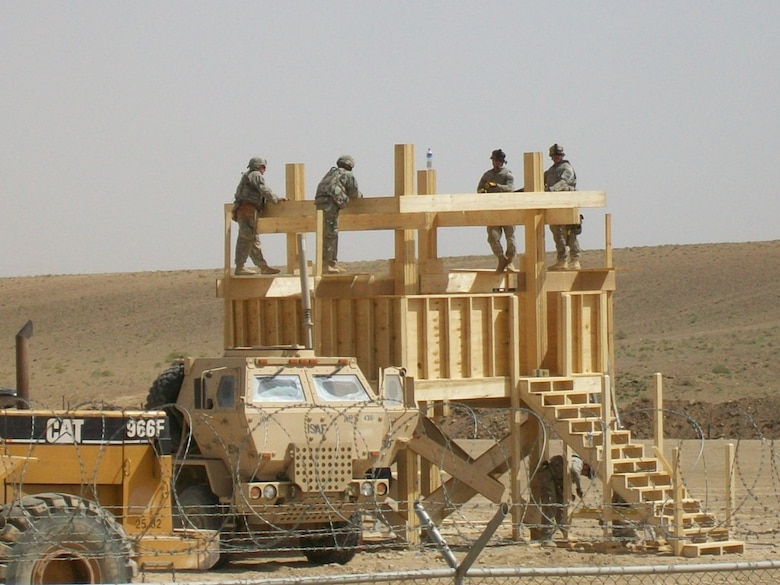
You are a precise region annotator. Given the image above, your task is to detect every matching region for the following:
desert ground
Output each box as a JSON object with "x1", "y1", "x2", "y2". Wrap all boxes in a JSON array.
[{"x1": 1, "y1": 241, "x2": 779, "y2": 581}]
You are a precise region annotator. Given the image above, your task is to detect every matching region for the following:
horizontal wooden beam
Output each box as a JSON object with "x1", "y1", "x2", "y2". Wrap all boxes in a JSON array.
[{"x1": 252, "y1": 192, "x2": 602, "y2": 234}]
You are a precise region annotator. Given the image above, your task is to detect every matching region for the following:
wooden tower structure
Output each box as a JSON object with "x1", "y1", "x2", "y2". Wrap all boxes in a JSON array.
[{"x1": 216, "y1": 144, "x2": 742, "y2": 557}]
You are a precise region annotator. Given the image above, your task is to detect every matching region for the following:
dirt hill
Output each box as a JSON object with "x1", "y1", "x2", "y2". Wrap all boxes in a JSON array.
[{"x1": 1, "y1": 241, "x2": 778, "y2": 436}]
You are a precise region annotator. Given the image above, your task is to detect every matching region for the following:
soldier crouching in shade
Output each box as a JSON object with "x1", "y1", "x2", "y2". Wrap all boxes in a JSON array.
[
  {"x1": 477, "y1": 149, "x2": 517, "y2": 273},
  {"x1": 232, "y1": 157, "x2": 287, "y2": 276},
  {"x1": 528, "y1": 453, "x2": 594, "y2": 541},
  {"x1": 314, "y1": 155, "x2": 363, "y2": 275},
  {"x1": 544, "y1": 143, "x2": 582, "y2": 271}
]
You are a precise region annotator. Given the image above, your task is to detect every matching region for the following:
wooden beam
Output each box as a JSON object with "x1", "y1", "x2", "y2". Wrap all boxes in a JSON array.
[
  {"x1": 393, "y1": 144, "x2": 417, "y2": 295},
  {"x1": 284, "y1": 163, "x2": 306, "y2": 273}
]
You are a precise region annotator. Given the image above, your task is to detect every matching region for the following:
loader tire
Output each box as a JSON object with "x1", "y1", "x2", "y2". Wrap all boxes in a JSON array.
[
  {"x1": 301, "y1": 513, "x2": 361, "y2": 565},
  {"x1": 145, "y1": 363, "x2": 185, "y2": 452},
  {"x1": 0, "y1": 492, "x2": 134, "y2": 585},
  {"x1": 174, "y1": 484, "x2": 229, "y2": 569}
]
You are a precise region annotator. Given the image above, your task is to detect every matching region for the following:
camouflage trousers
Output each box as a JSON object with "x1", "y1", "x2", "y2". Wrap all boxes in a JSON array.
[
  {"x1": 528, "y1": 466, "x2": 565, "y2": 540},
  {"x1": 319, "y1": 204, "x2": 341, "y2": 264},
  {"x1": 234, "y1": 209, "x2": 268, "y2": 267},
  {"x1": 486, "y1": 225, "x2": 516, "y2": 259},
  {"x1": 550, "y1": 225, "x2": 581, "y2": 261}
]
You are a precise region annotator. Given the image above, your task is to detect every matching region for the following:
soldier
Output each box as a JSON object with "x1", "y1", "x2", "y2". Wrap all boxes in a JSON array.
[
  {"x1": 529, "y1": 453, "x2": 594, "y2": 541},
  {"x1": 232, "y1": 157, "x2": 287, "y2": 276},
  {"x1": 315, "y1": 155, "x2": 363, "y2": 274},
  {"x1": 544, "y1": 143, "x2": 581, "y2": 270},
  {"x1": 477, "y1": 149, "x2": 516, "y2": 272}
]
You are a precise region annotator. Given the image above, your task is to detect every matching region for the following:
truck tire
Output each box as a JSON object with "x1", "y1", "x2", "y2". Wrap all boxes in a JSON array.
[
  {"x1": 300, "y1": 514, "x2": 362, "y2": 565},
  {"x1": 174, "y1": 484, "x2": 222, "y2": 532},
  {"x1": 145, "y1": 363, "x2": 185, "y2": 452},
  {"x1": 174, "y1": 484, "x2": 229, "y2": 569},
  {"x1": 0, "y1": 493, "x2": 134, "y2": 585}
]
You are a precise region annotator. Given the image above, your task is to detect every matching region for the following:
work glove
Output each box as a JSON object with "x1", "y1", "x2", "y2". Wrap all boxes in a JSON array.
[{"x1": 486, "y1": 181, "x2": 497, "y2": 188}]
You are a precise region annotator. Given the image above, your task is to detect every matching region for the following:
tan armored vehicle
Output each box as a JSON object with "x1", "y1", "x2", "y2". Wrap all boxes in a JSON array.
[{"x1": 145, "y1": 346, "x2": 419, "y2": 565}]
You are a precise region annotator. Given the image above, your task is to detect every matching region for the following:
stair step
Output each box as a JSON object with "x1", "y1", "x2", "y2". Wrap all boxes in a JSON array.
[
  {"x1": 610, "y1": 456, "x2": 657, "y2": 473},
  {"x1": 540, "y1": 390, "x2": 595, "y2": 407},
  {"x1": 680, "y1": 539, "x2": 744, "y2": 558},
  {"x1": 598, "y1": 444, "x2": 647, "y2": 461},
  {"x1": 615, "y1": 471, "x2": 672, "y2": 490},
  {"x1": 553, "y1": 404, "x2": 602, "y2": 420}
]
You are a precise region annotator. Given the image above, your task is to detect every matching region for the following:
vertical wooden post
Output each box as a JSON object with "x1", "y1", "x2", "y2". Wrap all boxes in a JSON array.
[
  {"x1": 397, "y1": 373, "x2": 420, "y2": 544},
  {"x1": 393, "y1": 144, "x2": 418, "y2": 295},
  {"x1": 604, "y1": 213, "x2": 613, "y2": 268},
  {"x1": 725, "y1": 442, "x2": 735, "y2": 527},
  {"x1": 285, "y1": 163, "x2": 306, "y2": 272},
  {"x1": 523, "y1": 152, "x2": 547, "y2": 372},
  {"x1": 602, "y1": 373, "x2": 614, "y2": 536},
  {"x1": 417, "y1": 168, "x2": 441, "y2": 274},
  {"x1": 223, "y1": 203, "x2": 234, "y2": 349},
  {"x1": 671, "y1": 447, "x2": 684, "y2": 556},
  {"x1": 653, "y1": 373, "x2": 664, "y2": 455}
]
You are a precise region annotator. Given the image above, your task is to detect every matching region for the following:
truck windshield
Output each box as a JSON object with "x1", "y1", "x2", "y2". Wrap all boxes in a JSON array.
[
  {"x1": 313, "y1": 374, "x2": 371, "y2": 402},
  {"x1": 252, "y1": 375, "x2": 305, "y2": 403}
]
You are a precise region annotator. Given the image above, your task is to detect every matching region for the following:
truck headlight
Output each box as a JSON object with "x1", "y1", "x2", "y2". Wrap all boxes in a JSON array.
[
  {"x1": 263, "y1": 485, "x2": 278, "y2": 500},
  {"x1": 360, "y1": 482, "x2": 374, "y2": 497}
]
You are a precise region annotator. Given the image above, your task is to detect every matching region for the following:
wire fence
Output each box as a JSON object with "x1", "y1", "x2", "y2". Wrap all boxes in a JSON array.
[{"x1": 1, "y1": 401, "x2": 780, "y2": 584}]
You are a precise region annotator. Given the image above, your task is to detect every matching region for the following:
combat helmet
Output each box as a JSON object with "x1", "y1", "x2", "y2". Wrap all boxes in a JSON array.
[
  {"x1": 247, "y1": 157, "x2": 268, "y2": 170},
  {"x1": 549, "y1": 144, "x2": 565, "y2": 156},
  {"x1": 336, "y1": 155, "x2": 355, "y2": 170},
  {"x1": 490, "y1": 149, "x2": 507, "y2": 162}
]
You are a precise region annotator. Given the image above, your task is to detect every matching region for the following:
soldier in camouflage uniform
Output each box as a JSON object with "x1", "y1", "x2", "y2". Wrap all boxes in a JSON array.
[
  {"x1": 477, "y1": 149, "x2": 516, "y2": 272},
  {"x1": 528, "y1": 453, "x2": 593, "y2": 541},
  {"x1": 544, "y1": 144, "x2": 581, "y2": 270},
  {"x1": 314, "y1": 155, "x2": 363, "y2": 274},
  {"x1": 232, "y1": 157, "x2": 287, "y2": 276}
]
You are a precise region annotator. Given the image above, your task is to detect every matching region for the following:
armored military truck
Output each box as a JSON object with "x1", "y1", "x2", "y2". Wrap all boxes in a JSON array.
[{"x1": 145, "y1": 346, "x2": 419, "y2": 565}]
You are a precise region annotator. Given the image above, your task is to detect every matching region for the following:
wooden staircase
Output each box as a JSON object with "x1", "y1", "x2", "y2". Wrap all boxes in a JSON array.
[{"x1": 519, "y1": 375, "x2": 744, "y2": 557}]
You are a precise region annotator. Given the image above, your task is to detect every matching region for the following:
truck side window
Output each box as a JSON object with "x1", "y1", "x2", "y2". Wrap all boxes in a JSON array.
[
  {"x1": 216, "y1": 375, "x2": 236, "y2": 407},
  {"x1": 253, "y1": 375, "x2": 305, "y2": 403},
  {"x1": 313, "y1": 375, "x2": 371, "y2": 402}
]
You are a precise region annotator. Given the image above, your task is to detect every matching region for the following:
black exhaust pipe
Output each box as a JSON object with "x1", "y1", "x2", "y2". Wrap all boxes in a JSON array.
[{"x1": 15, "y1": 320, "x2": 32, "y2": 409}]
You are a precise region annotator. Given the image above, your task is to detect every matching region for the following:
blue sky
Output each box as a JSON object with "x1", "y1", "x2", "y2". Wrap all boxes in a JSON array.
[{"x1": 2, "y1": 1, "x2": 778, "y2": 276}]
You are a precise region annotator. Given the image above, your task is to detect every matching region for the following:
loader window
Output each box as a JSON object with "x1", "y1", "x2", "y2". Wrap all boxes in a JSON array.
[
  {"x1": 253, "y1": 375, "x2": 305, "y2": 403},
  {"x1": 313, "y1": 374, "x2": 371, "y2": 403}
]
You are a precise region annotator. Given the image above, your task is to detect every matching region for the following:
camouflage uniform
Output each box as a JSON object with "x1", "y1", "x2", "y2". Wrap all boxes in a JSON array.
[
  {"x1": 528, "y1": 454, "x2": 588, "y2": 541},
  {"x1": 233, "y1": 158, "x2": 283, "y2": 273},
  {"x1": 477, "y1": 150, "x2": 516, "y2": 270},
  {"x1": 544, "y1": 149, "x2": 580, "y2": 265},
  {"x1": 315, "y1": 156, "x2": 362, "y2": 271}
]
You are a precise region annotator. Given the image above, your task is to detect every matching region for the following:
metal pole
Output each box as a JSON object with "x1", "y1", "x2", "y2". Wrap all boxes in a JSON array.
[
  {"x1": 297, "y1": 234, "x2": 313, "y2": 350},
  {"x1": 413, "y1": 501, "x2": 458, "y2": 570}
]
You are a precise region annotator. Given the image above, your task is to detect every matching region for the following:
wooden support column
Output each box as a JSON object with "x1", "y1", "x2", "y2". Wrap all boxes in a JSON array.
[
  {"x1": 416, "y1": 168, "x2": 442, "y2": 274},
  {"x1": 284, "y1": 163, "x2": 306, "y2": 272},
  {"x1": 522, "y1": 152, "x2": 547, "y2": 372},
  {"x1": 393, "y1": 144, "x2": 418, "y2": 295},
  {"x1": 653, "y1": 372, "x2": 664, "y2": 454}
]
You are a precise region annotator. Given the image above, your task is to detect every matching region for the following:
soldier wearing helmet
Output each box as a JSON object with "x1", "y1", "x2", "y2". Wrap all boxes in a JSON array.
[
  {"x1": 231, "y1": 156, "x2": 287, "y2": 276},
  {"x1": 315, "y1": 155, "x2": 363, "y2": 274},
  {"x1": 544, "y1": 144, "x2": 581, "y2": 270},
  {"x1": 528, "y1": 453, "x2": 594, "y2": 541},
  {"x1": 477, "y1": 149, "x2": 516, "y2": 272}
]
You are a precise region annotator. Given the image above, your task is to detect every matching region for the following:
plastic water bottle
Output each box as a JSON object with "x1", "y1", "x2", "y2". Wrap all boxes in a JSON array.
[{"x1": 426, "y1": 148, "x2": 433, "y2": 170}]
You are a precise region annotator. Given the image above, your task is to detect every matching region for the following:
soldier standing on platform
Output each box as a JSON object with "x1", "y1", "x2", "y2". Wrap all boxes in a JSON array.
[
  {"x1": 232, "y1": 157, "x2": 287, "y2": 276},
  {"x1": 315, "y1": 155, "x2": 363, "y2": 274},
  {"x1": 544, "y1": 144, "x2": 581, "y2": 270},
  {"x1": 477, "y1": 149, "x2": 516, "y2": 272}
]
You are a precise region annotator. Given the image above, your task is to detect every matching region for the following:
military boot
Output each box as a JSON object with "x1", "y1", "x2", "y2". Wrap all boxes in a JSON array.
[
  {"x1": 258, "y1": 262, "x2": 280, "y2": 275},
  {"x1": 549, "y1": 258, "x2": 567, "y2": 271},
  {"x1": 235, "y1": 265, "x2": 256, "y2": 276},
  {"x1": 495, "y1": 256, "x2": 509, "y2": 273},
  {"x1": 325, "y1": 261, "x2": 346, "y2": 274}
]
